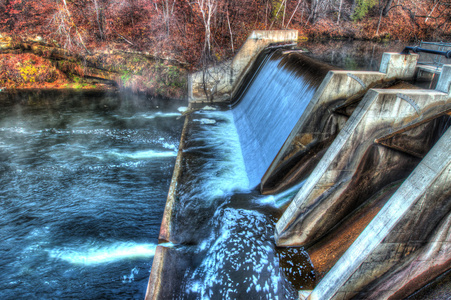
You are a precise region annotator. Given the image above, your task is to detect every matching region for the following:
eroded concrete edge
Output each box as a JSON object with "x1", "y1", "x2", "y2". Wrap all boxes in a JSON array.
[
  {"x1": 145, "y1": 246, "x2": 166, "y2": 300},
  {"x1": 158, "y1": 113, "x2": 190, "y2": 243},
  {"x1": 146, "y1": 109, "x2": 191, "y2": 300}
]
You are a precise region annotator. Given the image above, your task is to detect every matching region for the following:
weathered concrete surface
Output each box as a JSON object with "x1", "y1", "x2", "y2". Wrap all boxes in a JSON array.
[
  {"x1": 305, "y1": 126, "x2": 451, "y2": 300},
  {"x1": 407, "y1": 268, "x2": 451, "y2": 299},
  {"x1": 145, "y1": 110, "x2": 192, "y2": 300},
  {"x1": 260, "y1": 71, "x2": 384, "y2": 194},
  {"x1": 307, "y1": 181, "x2": 400, "y2": 279},
  {"x1": 275, "y1": 88, "x2": 451, "y2": 247},
  {"x1": 261, "y1": 54, "x2": 419, "y2": 194},
  {"x1": 415, "y1": 65, "x2": 441, "y2": 89},
  {"x1": 145, "y1": 246, "x2": 165, "y2": 300},
  {"x1": 188, "y1": 30, "x2": 298, "y2": 102},
  {"x1": 158, "y1": 113, "x2": 190, "y2": 243},
  {"x1": 436, "y1": 63, "x2": 451, "y2": 95},
  {"x1": 379, "y1": 53, "x2": 419, "y2": 80},
  {"x1": 145, "y1": 245, "x2": 190, "y2": 300}
]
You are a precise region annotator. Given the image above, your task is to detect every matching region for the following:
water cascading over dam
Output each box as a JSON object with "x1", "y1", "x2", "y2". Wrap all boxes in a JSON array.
[
  {"x1": 148, "y1": 31, "x2": 451, "y2": 300},
  {"x1": 147, "y1": 48, "x2": 329, "y2": 300},
  {"x1": 232, "y1": 50, "x2": 332, "y2": 188}
]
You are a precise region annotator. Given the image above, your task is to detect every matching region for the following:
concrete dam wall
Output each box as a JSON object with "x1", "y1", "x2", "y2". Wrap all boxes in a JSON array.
[{"x1": 147, "y1": 31, "x2": 451, "y2": 299}]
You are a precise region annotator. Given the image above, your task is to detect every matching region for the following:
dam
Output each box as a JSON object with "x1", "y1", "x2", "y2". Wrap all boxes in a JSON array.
[{"x1": 147, "y1": 31, "x2": 451, "y2": 299}]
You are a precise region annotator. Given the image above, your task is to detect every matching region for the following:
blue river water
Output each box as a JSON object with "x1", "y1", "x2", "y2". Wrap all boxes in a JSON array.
[{"x1": 0, "y1": 92, "x2": 185, "y2": 299}]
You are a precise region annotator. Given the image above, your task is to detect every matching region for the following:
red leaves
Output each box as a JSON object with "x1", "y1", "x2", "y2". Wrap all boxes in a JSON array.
[{"x1": 1, "y1": 0, "x2": 449, "y2": 67}]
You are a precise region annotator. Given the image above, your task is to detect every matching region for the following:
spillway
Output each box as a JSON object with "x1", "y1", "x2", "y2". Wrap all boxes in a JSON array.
[
  {"x1": 149, "y1": 32, "x2": 451, "y2": 300},
  {"x1": 232, "y1": 50, "x2": 332, "y2": 188},
  {"x1": 148, "y1": 50, "x2": 330, "y2": 299}
]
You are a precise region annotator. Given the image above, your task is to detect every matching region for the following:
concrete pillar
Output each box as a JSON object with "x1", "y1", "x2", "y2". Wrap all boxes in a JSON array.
[
  {"x1": 379, "y1": 52, "x2": 419, "y2": 80},
  {"x1": 436, "y1": 64, "x2": 451, "y2": 94},
  {"x1": 306, "y1": 126, "x2": 451, "y2": 300}
]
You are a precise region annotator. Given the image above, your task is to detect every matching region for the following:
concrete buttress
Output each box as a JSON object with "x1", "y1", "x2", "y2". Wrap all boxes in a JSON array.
[
  {"x1": 261, "y1": 54, "x2": 419, "y2": 194},
  {"x1": 306, "y1": 125, "x2": 451, "y2": 300},
  {"x1": 275, "y1": 86, "x2": 451, "y2": 247}
]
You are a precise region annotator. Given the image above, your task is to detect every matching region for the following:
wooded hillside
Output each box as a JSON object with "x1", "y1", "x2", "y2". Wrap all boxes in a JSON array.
[
  {"x1": 0, "y1": 0, "x2": 449, "y2": 98},
  {"x1": 1, "y1": 0, "x2": 450, "y2": 66}
]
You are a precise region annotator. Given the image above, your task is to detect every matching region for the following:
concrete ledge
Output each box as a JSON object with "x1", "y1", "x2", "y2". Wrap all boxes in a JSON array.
[
  {"x1": 158, "y1": 113, "x2": 190, "y2": 243},
  {"x1": 379, "y1": 52, "x2": 419, "y2": 80},
  {"x1": 145, "y1": 246, "x2": 165, "y2": 300},
  {"x1": 145, "y1": 245, "x2": 190, "y2": 300},
  {"x1": 436, "y1": 64, "x2": 451, "y2": 94}
]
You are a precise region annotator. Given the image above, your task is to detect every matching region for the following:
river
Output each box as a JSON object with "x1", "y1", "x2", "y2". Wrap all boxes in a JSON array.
[{"x1": 0, "y1": 91, "x2": 185, "y2": 299}]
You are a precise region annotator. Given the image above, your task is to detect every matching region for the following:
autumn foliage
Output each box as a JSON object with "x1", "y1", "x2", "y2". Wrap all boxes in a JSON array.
[
  {"x1": 0, "y1": 0, "x2": 450, "y2": 97},
  {"x1": 0, "y1": 53, "x2": 65, "y2": 87},
  {"x1": 0, "y1": 0, "x2": 448, "y2": 64}
]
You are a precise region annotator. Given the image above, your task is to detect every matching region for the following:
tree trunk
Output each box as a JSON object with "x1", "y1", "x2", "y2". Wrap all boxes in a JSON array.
[
  {"x1": 382, "y1": 0, "x2": 394, "y2": 16},
  {"x1": 337, "y1": 0, "x2": 343, "y2": 24}
]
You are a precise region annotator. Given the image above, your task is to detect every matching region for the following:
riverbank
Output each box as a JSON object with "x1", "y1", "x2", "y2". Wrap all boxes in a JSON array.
[{"x1": 0, "y1": 35, "x2": 187, "y2": 99}]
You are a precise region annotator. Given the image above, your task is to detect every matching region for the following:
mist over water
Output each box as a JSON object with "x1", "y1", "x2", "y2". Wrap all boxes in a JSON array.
[
  {"x1": 0, "y1": 49, "x2": 325, "y2": 299},
  {"x1": 0, "y1": 92, "x2": 185, "y2": 299}
]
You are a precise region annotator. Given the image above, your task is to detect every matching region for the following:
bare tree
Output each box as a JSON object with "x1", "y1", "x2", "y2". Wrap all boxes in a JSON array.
[
  {"x1": 50, "y1": 0, "x2": 90, "y2": 53},
  {"x1": 93, "y1": 0, "x2": 105, "y2": 39},
  {"x1": 196, "y1": 0, "x2": 217, "y2": 58}
]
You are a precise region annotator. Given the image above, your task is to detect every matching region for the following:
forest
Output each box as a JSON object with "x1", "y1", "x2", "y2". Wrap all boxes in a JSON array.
[{"x1": 1, "y1": 0, "x2": 450, "y2": 97}]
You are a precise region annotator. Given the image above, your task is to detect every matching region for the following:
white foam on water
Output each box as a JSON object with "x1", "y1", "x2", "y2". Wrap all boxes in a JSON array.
[
  {"x1": 113, "y1": 111, "x2": 182, "y2": 120},
  {"x1": 110, "y1": 150, "x2": 177, "y2": 159},
  {"x1": 184, "y1": 111, "x2": 250, "y2": 201},
  {"x1": 193, "y1": 118, "x2": 217, "y2": 125},
  {"x1": 183, "y1": 208, "x2": 281, "y2": 299},
  {"x1": 158, "y1": 242, "x2": 176, "y2": 248},
  {"x1": 0, "y1": 127, "x2": 30, "y2": 134},
  {"x1": 122, "y1": 266, "x2": 139, "y2": 283},
  {"x1": 87, "y1": 161, "x2": 144, "y2": 171},
  {"x1": 161, "y1": 142, "x2": 177, "y2": 151},
  {"x1": 143, "y1": 112, "x2": 181, "y2": 119},
  {"x1": 254, "y1": 180, "x2": 306, "y2": 207},
  {"x1": 48, "y1": 242, "x2": 157, "y2": 265},
  {"x1": 201, "y1": 106, "x2": 216, "y2": 111}
]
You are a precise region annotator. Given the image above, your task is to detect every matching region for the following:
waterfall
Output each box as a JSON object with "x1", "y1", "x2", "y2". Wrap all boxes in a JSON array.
[{"x1": 232, "y1": 50, "x2": 332, "y2": 189}]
